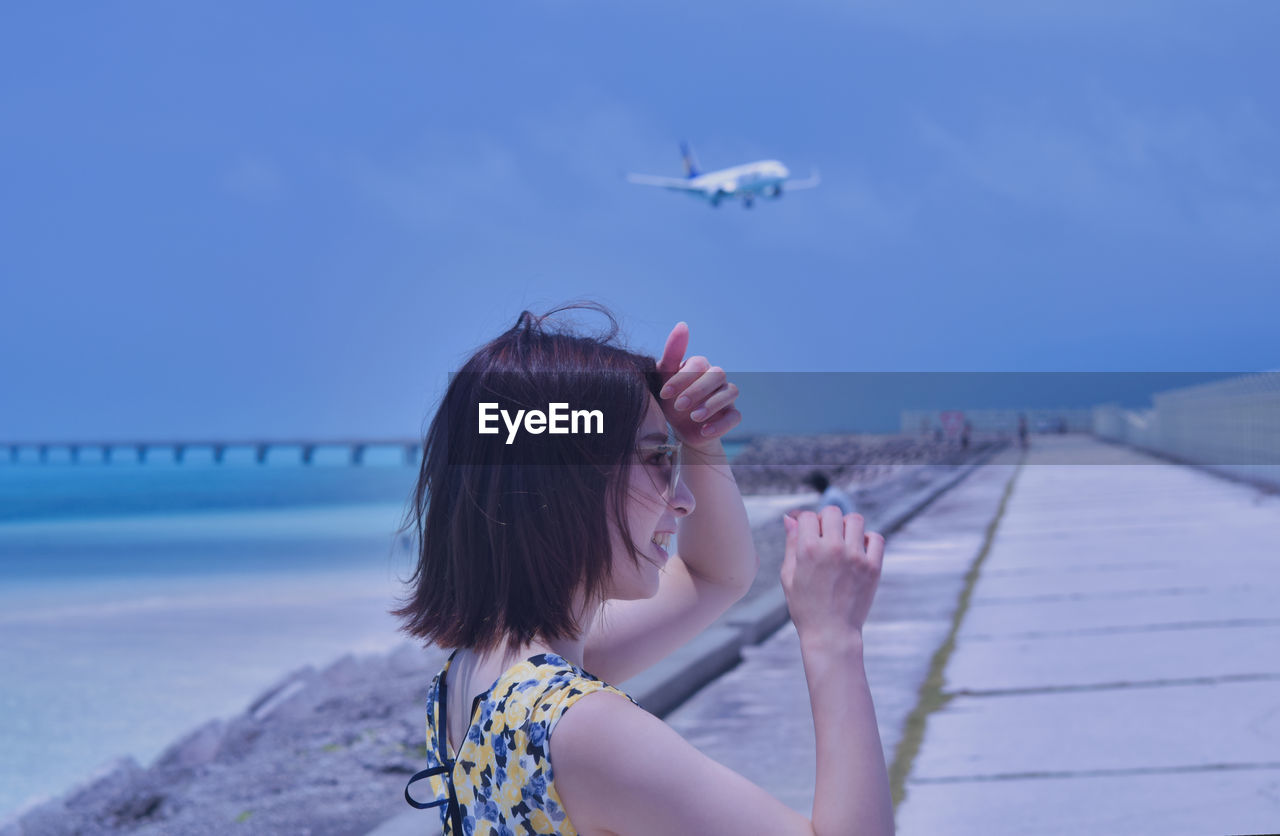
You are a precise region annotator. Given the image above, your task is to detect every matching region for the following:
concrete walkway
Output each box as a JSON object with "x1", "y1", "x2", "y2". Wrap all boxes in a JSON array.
[
  {"x1": 891, "y1": 436, "x2": 1280, "y2": 835},
  {"x1": 664, "y1": 446, "x2": 1022, "y2": 815},
  {"x1": 669, "y1": 435, "x2": 1280, "y2": 834}
]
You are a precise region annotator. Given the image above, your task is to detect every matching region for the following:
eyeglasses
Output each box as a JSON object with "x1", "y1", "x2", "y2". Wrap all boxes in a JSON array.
[{"x1": 637, "y1": 439, "x2": 683, "y2": 499}]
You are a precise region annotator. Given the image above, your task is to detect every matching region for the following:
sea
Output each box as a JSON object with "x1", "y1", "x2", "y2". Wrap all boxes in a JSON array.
[{"x1": 0, "y1": 441, "x2": 749, "y2": 819}]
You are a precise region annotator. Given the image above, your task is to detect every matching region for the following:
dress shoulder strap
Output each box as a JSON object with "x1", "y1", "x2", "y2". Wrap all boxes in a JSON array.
[{"x1": 404, "y1": 648, "x2": 464, "y2": 834}]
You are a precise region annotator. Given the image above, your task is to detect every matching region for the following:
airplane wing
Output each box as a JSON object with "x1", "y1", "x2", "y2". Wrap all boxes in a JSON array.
[
  {"x1": 626, "y1": 173, "x2": 708, "y2": 193},
  {"x1": 787, "y1": 170, "x2": 821, "y2": 190}
]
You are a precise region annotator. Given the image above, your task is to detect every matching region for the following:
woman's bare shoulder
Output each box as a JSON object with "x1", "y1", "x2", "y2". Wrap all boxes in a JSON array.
[{"x1": 549, "y1": 690, "x2": 813, "y2": 836}]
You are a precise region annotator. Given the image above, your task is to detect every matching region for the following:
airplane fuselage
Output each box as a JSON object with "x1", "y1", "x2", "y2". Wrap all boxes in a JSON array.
[{"x1": 689, "y1": 160, "x2": 790, "y2": 205}]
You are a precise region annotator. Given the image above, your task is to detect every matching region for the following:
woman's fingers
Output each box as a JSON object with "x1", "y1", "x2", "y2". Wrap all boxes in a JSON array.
[
  {"x1": 667, "y1": 359, "x2": 720, "y2": 410},
  {"x1": 659, "y1": 355, "x2": 707, "y2": 401},
  {"x1": 784, "y1": 508, "x2": 886, "y2": 642},
  {"x1": 819, "y1": 505, "x2": 844, "y2": 544},
  {"x1": 679, "y1": 365, "x2": 726, "y2": 410},
  {"x1": 656, "y1": 322, "x2": 690, "y2": 378},
  {"x1": 781, "y1": 513, "x2": 798, "y2": 586},
  {"x1": 697, "y1": 407, "x2": 741, "y2": 437},
  {"x1": 653, "y1": 336, "x2": 745, "y2": 441},
  {"x1": 865, "y1": 531, "x2": 886, "y2": 573},
  {"x1": 796, "y1": 508, "x2": 821, "y2": 547},
  {"x1": 689, "y1": 381, "x2": 739, "y2": 421},
  {"x1": 843, "y1": 513, "x2": 866, "y2": 557}
]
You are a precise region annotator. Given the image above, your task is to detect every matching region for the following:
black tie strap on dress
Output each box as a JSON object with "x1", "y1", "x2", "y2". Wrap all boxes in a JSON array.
[{"x1": 404, "y1": 649, "x2": 465, "y2": 835}]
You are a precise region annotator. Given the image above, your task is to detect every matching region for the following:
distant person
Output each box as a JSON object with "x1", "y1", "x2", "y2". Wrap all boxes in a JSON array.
[
  {"x1": 397, "y1": 303, "x2": 893, "y2": 835},
  {"x1": 1018, "y1": 413, "x2": 1029, "y2": 450},
  {"x1": 805, "y1": 470, "x2": 855, "y2": 515},
  {"x1": 961, "y1": 420, "x2": 972, "y2": 451}
]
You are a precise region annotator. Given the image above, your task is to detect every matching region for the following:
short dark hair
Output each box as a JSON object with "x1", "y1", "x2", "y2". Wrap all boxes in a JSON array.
[{"x1": 391, "y1": 301, "x2": 663, "y2": 653}]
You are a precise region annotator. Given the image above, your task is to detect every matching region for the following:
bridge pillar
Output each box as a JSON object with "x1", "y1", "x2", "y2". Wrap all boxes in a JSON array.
[
  {"x1": 255, "y1": 445, "x2": 269, "y2": 465},
  {"x1": 137, "y1": 445, "x2": 148, "y2": 464},
  {"x1": 302, "y1": 445, "x2": 316, "y2": 465},
  {"x1": 213, "y1": 445, "x2": 226, "y2": 464},
  {"x1": 352, "y1": 445, "x2": 366, "y2": 466},
  {"x1": 39, "y1": 445, "x2": 49, "y2": 463}
]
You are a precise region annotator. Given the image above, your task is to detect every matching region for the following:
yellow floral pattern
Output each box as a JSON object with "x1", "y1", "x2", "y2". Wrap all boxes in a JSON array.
[{"x1": 421, "y1": 651, "x2": 639, "y2": 835}]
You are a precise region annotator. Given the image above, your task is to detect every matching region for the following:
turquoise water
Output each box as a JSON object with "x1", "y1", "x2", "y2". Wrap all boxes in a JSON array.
[
  {"x1": 0, "y1": 441, "x2": 748, "y2": 819},
  {"x1": 0, "y1": 461, "x2": 421, "y2": 819}
]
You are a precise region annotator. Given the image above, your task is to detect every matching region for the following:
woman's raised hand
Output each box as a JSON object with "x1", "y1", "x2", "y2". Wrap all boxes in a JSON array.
[
  {"x1": 655, "y1": 321, "x2": 742, "y2": 448},
  {"x1": 781, "y1": 507, "x2": 885, "y2": 646}
]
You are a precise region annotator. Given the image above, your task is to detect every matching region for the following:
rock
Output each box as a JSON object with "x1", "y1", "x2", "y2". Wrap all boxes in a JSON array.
[
  {"x1": 5, "y1": 757, "x2": 146, "y2": 835},
  {"x1": 320, "y1": 653, "x2": 361, "y2": 688},
  {"x1": 105, "y1": 789, "x2": 166, "y2": 829},
  {"x1": 61, "y1": 757, "x2": 144, "y2": 815},
  {"x1": 728, "y1": 434, "x2": 1000, "y2": 495},
  {"x1": 248, "y1": 666, "x2": 316, "y2": 723},
  {"x1": 0, "y1": 789, "x2": 60, "y2": 836},
  {"x1": 7, "y1": 802, "x2": 73, "y2": 836},
  {"x1": 153, "y1": 719, "x2": 225, "y2": 770}
]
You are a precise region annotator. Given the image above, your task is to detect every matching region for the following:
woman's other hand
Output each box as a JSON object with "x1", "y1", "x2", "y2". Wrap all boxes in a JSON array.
[
  {"x1": 780, "y1": 507, "x2": 885, "y2": 646},
  {"x1": 655, "y1": 321, "x2": 742, "y2": 448}
]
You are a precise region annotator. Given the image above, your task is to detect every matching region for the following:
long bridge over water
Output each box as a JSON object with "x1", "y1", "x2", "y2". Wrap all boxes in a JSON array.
[
  {"x1": 3, "y1": 439, "x2": 425, "y2": 466},
  {"x1": 4, "y1": 436, "x2": 758, "y2": 466}
]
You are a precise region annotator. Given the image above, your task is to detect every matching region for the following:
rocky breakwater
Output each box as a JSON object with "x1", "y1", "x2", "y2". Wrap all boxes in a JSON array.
[
  {"x1": 2, "y1": 643, "x2": 453, "y2": 836},
  {"x1": 729, "y1": 432, "x2": 1000, "y2": 496}
]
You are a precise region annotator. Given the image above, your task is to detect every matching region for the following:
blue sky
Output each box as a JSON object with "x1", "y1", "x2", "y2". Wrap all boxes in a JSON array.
[{"x1": 2, "y1": 2, "x2": 1276, "y2": 439}]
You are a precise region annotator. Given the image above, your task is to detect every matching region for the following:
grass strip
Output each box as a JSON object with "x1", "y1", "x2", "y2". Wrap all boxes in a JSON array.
[{"x1": 887, "y1": 454, "x2": 1025, "y2": 811}]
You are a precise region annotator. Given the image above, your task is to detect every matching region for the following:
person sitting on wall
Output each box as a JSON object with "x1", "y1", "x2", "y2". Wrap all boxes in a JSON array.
[{"x1": 804, "y1": 471, "x2": 855, "y2": 515}]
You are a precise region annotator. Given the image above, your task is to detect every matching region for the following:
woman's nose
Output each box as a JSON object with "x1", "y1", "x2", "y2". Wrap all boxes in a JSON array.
[{"x1": 670, "y1": 479, "x2": 695, "y2": 516}]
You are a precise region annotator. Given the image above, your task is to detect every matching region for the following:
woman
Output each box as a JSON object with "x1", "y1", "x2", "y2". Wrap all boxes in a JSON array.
[{"x1": 396, "y1": 302, "x2": 893, "y2": 835}]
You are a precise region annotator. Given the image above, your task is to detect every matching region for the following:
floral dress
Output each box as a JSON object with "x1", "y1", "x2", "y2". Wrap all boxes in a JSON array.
[{"x1": 405, "y1": 649, "x2": 640, "y2": 835}]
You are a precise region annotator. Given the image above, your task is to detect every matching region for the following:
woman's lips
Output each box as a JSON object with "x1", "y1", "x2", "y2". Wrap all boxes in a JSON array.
[{"x1": 650, "y1": 531, "x2": 673, "y2": 562}]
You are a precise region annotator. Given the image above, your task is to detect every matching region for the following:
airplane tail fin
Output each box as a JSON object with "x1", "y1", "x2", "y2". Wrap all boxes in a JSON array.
[{"x1": 680, "y1": 142, "x2": 701, "y2": 179}]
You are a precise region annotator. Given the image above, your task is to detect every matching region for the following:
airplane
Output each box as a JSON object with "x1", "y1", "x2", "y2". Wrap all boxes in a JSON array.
[{"x1": 627, "y1": 142, "x2": 820, "y2": 208}]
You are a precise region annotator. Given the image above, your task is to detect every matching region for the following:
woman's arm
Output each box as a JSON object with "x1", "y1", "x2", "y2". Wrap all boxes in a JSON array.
[
  {"x1": 673, "y1": 437, "x2": 759, "y2": 591},
  {"x1": 552, "y1": 676, "x2": 895, "y2": 836},
  {"x1": 803, "y1": 630, "x2": 895, "y2": 836}
]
